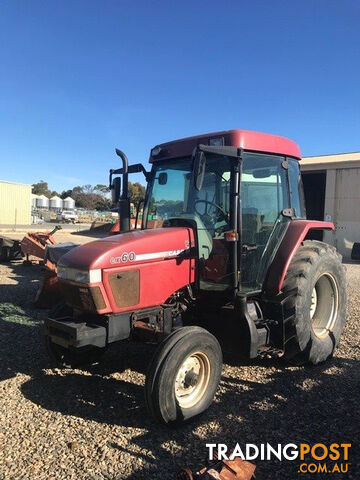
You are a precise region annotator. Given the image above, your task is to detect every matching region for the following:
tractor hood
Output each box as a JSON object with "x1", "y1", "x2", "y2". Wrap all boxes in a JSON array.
[{"x1": 58, "y1": 227, "x2": 195, "y2": 271}]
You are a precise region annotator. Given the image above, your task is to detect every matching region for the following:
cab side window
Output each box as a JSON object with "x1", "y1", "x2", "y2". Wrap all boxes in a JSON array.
[{"x1": 288, "y1": 159, "x2": 306, "y2": 218}]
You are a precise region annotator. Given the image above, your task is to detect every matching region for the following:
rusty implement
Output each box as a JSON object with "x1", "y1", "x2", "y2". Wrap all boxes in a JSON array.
[
  {"x1": 34, "y1": 269, "x2": 62, "y2": 308},
  {"x1": 177, "y1": 457, "x2": 256, "y2": 480},
  {"x1": 21, "y1": 225, "x2": 62, "y2": 265}
]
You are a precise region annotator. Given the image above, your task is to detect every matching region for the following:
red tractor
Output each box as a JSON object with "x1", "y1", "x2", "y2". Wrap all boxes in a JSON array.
[{"x1": 45, "y1": 130, "x2": 346, "y2": 425}]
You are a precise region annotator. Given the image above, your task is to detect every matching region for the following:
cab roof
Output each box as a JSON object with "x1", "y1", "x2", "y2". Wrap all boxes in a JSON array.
[{"x1": 150, "y1": 129, "x2": 301, "y2": 162}]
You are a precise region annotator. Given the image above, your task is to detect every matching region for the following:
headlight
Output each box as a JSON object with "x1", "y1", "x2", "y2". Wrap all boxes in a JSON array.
[{"x1": 57, "y1": 266, "x2": 101, "y2": 284}]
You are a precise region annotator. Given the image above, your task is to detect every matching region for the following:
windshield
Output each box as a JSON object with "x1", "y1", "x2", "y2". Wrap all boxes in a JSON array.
[{"x1": 145, "y1": 156, "x2": 233, "y2": 237}]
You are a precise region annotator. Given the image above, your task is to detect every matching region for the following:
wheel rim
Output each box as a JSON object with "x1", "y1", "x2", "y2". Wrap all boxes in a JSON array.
[
  {"x1": 174, "y1": 351, "x2": 211, "y2": 408},
  {"x1": 310, "y1": 287, "x2": 318, "y2": 319},
  {"x1": 310, "y1": 272, "x2": 339, "y2": 338}
]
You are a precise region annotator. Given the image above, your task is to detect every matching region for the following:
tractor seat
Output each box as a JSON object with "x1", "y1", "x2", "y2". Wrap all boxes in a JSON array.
[{"x1": 242, "y1": 207, "x2": 261, "y2": 245}]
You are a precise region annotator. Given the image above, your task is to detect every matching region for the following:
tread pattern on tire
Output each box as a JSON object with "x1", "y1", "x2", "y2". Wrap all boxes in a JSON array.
[
  {"x1": 280, "y1": 240, "x2": 346, "y2": 365},
  {"x1": 144, "y1": 327, "x2": 199, "y2": 418},
  {"x1": 145, "y1": 326, "x2": 222, "y2": 424}
]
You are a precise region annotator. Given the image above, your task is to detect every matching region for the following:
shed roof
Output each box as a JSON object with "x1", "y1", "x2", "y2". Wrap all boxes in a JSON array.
[
  {"x1": 301, "y1": 152, "x2": 360, "y2": 171},
  {"x1": 0, "y1": 180, "x2": 32, "y2": 187}
]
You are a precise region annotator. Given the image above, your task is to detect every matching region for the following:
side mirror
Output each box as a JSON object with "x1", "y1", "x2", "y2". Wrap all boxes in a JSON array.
[
  {"x1": 158, "y1": 172, "x2": 168, "y2": 185},
  {"x1": 111, "y1": 176, "x2": 121, "y2": 204},
  {"x1": 193, "y1": 150, "x2": 206, "y2": 191}
]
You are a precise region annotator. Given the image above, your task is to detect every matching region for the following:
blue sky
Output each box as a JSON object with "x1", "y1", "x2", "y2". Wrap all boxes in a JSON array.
[{"x1": 0, "y1": 0, "x2": 359, "y2": 192}]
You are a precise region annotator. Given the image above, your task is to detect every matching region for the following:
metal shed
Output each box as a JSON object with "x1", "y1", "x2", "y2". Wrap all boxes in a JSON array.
[
  {"x1": 300, "y1": 152, "x2": 360, "y2": 260},
  {"x1": 0, "y1": 180, "x2": 32, "y2": 225}
]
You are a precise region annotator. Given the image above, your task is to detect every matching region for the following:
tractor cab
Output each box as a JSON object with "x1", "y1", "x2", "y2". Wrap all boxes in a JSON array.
[{"x1": 141, "y1": 131, "x2": 306, "y2": 295}]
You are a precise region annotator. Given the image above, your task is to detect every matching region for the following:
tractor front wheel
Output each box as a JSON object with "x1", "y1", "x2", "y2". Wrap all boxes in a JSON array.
[
  {"x1": 145, "y1": 326, "x2": 222, "y2": 425},
  {"x1": 282, "y1": 240, "x2": 346, "y2": 365}
]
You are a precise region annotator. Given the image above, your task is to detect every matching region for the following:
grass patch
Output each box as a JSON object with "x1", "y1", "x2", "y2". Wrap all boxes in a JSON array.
[{"x1": 0, "y1": 303, "x2": 39, "y2": 327}]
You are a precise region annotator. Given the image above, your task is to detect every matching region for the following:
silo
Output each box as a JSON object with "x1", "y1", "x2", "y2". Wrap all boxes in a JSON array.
[
  {"x1": 63, "y1": 196, "x2": 75, "y2": 210},
  {"x1": 49, "y1": 195, "x2": 63, "y2": 210},
  {"x1": 31, "y1": 194, "x2": 39, "y2": 208},
  {"x1": 36, "y1": 194, "x2": 49, "y2": 209}
]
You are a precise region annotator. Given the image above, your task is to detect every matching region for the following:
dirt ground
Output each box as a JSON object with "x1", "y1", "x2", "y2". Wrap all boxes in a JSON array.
[{"x1": 0, "y1": 240, "x2": 359, "y2": 479}]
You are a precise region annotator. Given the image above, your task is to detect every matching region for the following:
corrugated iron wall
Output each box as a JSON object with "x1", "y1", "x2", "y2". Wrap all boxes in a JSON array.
[
  {"x1": 329, "y1": 168, "x2": 360, "y2": 258},
  {"x1": 0, "y1": 181, "x2": 32, "y2": 225}
]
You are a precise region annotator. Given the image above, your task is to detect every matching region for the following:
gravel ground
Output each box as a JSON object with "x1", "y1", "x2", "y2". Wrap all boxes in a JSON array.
[{"x1": 0, "y1": 258, "x2": 359, "y2": 479}]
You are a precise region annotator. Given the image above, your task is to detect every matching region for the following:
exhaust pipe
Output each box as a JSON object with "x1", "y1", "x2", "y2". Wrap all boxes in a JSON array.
[{"x1": 114, "y1": 148, "x2": 131, "y2": 232}]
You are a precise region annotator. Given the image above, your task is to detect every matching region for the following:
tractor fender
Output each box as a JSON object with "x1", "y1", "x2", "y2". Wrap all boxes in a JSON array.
[{"x1": 263, "y1": 219, "x2": 335, "y2": 296}]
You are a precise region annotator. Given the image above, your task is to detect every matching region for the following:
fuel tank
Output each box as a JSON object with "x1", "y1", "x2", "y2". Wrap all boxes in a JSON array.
[{"x1": 58, "y1": 227, "x2": 196, "y2": 314}]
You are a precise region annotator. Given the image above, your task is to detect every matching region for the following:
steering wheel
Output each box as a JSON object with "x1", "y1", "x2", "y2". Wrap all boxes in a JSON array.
[{"x1": 194, "y1": 199, "x2": 228, "y2": 229}]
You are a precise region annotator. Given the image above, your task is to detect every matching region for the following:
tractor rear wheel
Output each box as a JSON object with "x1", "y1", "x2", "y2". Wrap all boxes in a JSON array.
[
  {"x1": 145, "y1": 326, "x2": 222, "y2": 425},
  {"x1": 282, "y1": 240, "x2": 346, "y2": 365}
]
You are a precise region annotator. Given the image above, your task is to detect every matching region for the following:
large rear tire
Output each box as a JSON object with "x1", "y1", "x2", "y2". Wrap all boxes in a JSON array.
[
  {"x1": 282, "y1": 240, "x2": 346, "y2": 365},
  {"x1": 145, "y1": 326, "x2": 222, "y2": 425}
]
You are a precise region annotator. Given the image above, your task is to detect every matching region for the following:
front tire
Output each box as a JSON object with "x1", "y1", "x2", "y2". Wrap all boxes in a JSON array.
[
  {"x1": 282, "y1": 240, "x2": 346, "y2": 365},
  {"x1": 145, "y1": 326, "x2": 222, "y2": 425}
]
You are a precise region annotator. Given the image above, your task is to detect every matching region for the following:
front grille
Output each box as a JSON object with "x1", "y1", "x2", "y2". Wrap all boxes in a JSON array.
[
  {"x1": 91, "y1": 286, "x2": 107, "y2": 310},
  {"x1": 60, "y1": 283, "x2": 105, "y2": 312},
  {"x1": 108, "y1": 270, "x2": 140, "y2": 308}
]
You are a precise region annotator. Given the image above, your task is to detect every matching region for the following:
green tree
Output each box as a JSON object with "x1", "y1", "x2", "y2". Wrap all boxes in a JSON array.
[
  {"x1": 94, "y1": 184, "x2": 110, "y2": 195},
  {"x1": 82, "y1": 184, "x2": 94, "y2": 194},
  {"x1": 60, "y1": 189, "x2": 73, "y2": 199},
  {"x1": 61, "y1": 185, "x2": 111, "y2": 211},
  {"x1": 32, "y1": 180, "x2": 51, "y2": 197},
  {"x1": 128, "y1": 181, "x2": 146, "y2": 205}
]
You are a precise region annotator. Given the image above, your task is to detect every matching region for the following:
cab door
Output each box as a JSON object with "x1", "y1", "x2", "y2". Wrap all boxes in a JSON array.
[
  {"x1": 192, "y1": 156, "x2": 235, "y2": 292},
  {"x1": 240, "y1": 153, "x2": 290, "y2": 293}
]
